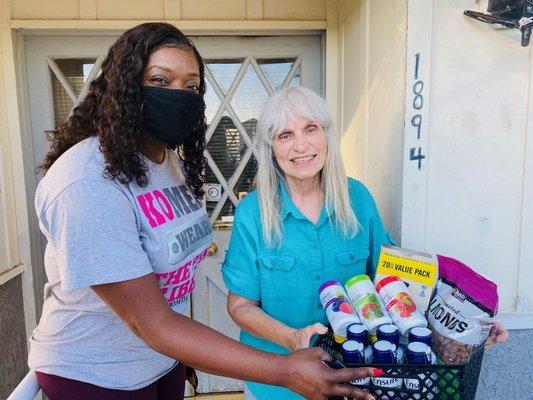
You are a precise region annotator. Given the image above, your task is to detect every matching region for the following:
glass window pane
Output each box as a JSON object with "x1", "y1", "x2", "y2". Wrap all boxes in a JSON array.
[
  {"x1": 212, "y1": 198, "x2": 236, "y2": 230},
  {"x1": 230, "y1": 65, "x2": 269, "y2": 124},
  {"x1": 257, "y1": 58, "x2": 295, "y2": 91},
  {"x1": 234, "y1": 156, "x2": 257, "y2": 200},
  {"x1": 50, "y1": 58, "x2": 97, "y2": 127},
  {"x1": 54, "y1": 58, "x2": 96, "y2": 95},
  {"x1": 206, "y1": 59, "x2": 243, "y2": 94},
  {"x1": 204, "y1": 79, "x2": 221, "y2": 125},
  {"x1": 207, "y1": 112, "x2": 246, "y2": 181},
  {"x1": 50, "y1": 72, "x2": 74, "y2": 128}
]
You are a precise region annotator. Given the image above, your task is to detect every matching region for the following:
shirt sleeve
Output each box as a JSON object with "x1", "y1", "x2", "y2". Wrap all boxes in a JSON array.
[
  {"x1": 40, "y1": 179, "x2": 153, "y2": 290},
  {"x1": 221, "y1": 200, "x2": 261, "y2": 301}
]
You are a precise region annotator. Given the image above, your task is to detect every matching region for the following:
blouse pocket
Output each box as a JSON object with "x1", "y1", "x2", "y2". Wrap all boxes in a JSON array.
[
  {"x1": 259, "y1": 255, "x2": 298, "y2": 302},
  {"x1": 335, "y1": 248, "x2": 370, "y2": 283}
]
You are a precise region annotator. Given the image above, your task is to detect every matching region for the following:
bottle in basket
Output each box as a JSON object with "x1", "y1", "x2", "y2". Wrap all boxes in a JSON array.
[
  {"x1": 408, "y1": 327, "x2": 436, "y2": 363},
  {"x1": 404, "y1": 342, "x2": 437, "y2": 400},
  {"x1": 371, "y1": 340, "x2": 402, "y2": 390},
  {"x1": 341, "y1": 340, "x2": 370, "y2": 386},
  {"x1": 319, "y1": 280, "x2": 361, "y2": 337},
  {"x1": 347, "y1": 323, "x2": 372, "y2": 363},
  {"x1": 408, "y1": 327, "x2": 432, "y2": 347},
  {"x1": 375, "y1": 276, "x2": 427, "y2": 336},
  {"x1": 345, "y1": 275, "x2": 392, "y2": 332},
  {"x1": 377, "y1": 324, "x2": 404, "y2": 363}
]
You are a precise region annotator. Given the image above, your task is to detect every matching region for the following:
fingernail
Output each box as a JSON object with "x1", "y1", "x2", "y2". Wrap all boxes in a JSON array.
[{"x1": 373, "y1": 368, "x2": 384, "y2": 377}]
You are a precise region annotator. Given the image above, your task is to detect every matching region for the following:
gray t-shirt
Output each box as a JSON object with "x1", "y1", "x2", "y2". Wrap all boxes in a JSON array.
[{"x1": 28, "y1": 136, "x2": 212, "y2": 390}]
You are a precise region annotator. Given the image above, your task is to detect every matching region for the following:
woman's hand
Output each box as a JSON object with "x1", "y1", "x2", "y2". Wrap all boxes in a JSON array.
[
  {"x1": 484, "y1": 321, "x2": 509, "y2": 348},
  {"x1": 283, "y1": 347, "x2": 378, "y2": 400},
  {"x1": 287, "y1": 322, "x2": 328, "y2": 351}
]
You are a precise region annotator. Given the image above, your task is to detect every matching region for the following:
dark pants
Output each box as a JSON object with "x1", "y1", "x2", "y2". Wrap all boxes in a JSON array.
[{"x1": 36, "y1": 363, "x2": 186, "y2": 400}]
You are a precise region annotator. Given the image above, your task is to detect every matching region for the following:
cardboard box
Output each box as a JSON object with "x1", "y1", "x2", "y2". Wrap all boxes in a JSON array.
[{"x1": 375, "y1": 245, "x2": 438, "y2": 312}]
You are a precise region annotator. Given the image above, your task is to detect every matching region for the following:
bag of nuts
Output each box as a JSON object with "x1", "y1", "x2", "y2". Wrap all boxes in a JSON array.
[{"x1": 427, "y1": 255, "x2": 498, "y2": 364}]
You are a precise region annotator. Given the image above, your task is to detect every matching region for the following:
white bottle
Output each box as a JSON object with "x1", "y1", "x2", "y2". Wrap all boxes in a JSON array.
[
  {"x1": 319, "y1": 280, "x2": 361, "y2": 337},
  {"x1": 375, "y1": 275, "x2": 427, "y2": 336},
  {"x1": 345, "y1": 274, "x2": 392, "y2": 332}
]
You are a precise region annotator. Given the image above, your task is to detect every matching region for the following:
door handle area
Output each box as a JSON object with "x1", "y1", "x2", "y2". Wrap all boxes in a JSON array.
[{"x1": 208, "y1": 241, "x2": 219, "y2": 256}]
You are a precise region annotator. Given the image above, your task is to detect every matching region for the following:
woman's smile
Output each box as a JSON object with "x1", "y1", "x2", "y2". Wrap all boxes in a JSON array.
[{"x1": 290, "y1": 154, "x2": 317, "y2": 165}]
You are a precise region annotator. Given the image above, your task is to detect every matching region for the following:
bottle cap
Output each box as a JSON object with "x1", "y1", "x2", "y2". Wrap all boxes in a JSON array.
[
  {"x1": 345, "y1": 274, "x2": 371, "y2": 288},
  {"x1": 333, "y1": 334, "x2": 347, "y2": 344},
  {"x1": 375, "y1": 275, "x2": 402, "y2": 292},
  {"x1": 342, "y1": 340, "x2": 365, "y2": 364},
  {"x1": 372, "y1": 340, "x2": 397, "y2": 364},
  {"x1": 319, "y1": 280, "x2": 342, "y2": 293},
  {"x1": 408, "y1": 327, "x2": 432, "y2": 347},
  {"x1": 347, "y1": 323, "x2": 369, "y2": 346},
  {"x1": 377, "y1": 324, "x2": 400, "y2": 346}
]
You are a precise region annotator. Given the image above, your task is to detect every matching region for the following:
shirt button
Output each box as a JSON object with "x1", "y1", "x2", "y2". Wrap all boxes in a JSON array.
[
  {"x1": 317, "y1": 303, "x2": 322, "y2": 309},
  {"x1": 311, "y1": 244, "x2": 318, "y2": 249},
  {"x1": 315, "y1": 274, "x2": 321, "y2": 281}
]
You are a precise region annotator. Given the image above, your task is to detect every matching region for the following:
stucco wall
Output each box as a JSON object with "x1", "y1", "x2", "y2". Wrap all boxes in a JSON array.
[
  {"x1": 0, "y1": 275, "x2": 28, "y2": 399},
  {"x1": 337, "y1": 0, "x2": 408, "y2": 241}
]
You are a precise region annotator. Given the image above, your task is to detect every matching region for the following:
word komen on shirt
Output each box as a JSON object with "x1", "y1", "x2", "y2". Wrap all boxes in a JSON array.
[{"x1": 29, "y1": 137, "x2": 212, "y2": 390}]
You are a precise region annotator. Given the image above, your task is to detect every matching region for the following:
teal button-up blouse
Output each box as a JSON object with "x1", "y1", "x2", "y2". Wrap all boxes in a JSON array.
[{"x1": 221, "y1": 178, "x2": 395, "y2": 400}]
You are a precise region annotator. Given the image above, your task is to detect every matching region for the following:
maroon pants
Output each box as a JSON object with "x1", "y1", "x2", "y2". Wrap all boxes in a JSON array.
[{"x1": 36, "y1": 363, "x2": 186, "y2": 400}]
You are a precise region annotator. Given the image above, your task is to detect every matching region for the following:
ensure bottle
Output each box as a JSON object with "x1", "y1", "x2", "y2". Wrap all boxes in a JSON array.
[
  {"x1": 319, "y1": 280, "x2": 361, "y2": 337},
  {"x1": 377, "y1": 324, "x2": 404, "y2": 363},
  {"x1": 375, "y1": 276, "x2": 427, "y2": 336},
  {"x1": 404, "y1": 342, "x2": 436, "y2": 400},
  {"x1": 347, "y1": 323, "x2": 373, "y2": 363},
  {"x1": 341, "y1": 340, "x2": 370, "y2": 386},
  {"x1": 408, "y1": 327, "x2": 432, "y2": 347},
  {"x1": 371, "y1": 340, "x2": 402, "y2": 394},
  {"x1": 408, "y1": 327, "x2": 436, "y2": 363}
]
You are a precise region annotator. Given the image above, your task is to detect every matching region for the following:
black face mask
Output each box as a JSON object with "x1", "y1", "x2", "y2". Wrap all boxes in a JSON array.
[{"x1": 141, "y1": 86, "x2": 203, "y2": 149}]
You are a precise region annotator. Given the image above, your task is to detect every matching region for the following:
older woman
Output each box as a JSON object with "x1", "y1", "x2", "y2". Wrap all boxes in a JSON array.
[{"x1": 222, "y1": 86, "x2": 394, "y2": 400}]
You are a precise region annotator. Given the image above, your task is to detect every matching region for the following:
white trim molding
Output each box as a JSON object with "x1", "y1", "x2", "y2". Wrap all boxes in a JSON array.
[
  {"x1": 0, "y1": 263, "x2": 25, "y2": 286},
  {"x1": 497, "y1": 312, "x2": 533, "y2": 330},
  {"x1": 401, "y1": 0, "x2": 434, "y2": 250},
  {"x1": 10, "y1": 19, "x2": 326, "y2": 35}
]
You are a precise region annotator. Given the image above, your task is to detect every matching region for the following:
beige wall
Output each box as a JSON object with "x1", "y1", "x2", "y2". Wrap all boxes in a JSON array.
[
  {"x1": 10, "y1": 0, "x2": 327, "y2": 21},
  {"x1": 0, "y1": 0, "x2": 21, "y2": 277},
  {"x1": 337, "y1": 0, "x2": 408, "y2": 240}
]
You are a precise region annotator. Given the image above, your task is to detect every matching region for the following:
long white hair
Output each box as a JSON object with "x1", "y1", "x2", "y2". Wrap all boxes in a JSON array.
[{"x1": 255, "y1": 86, "x2": 359, "y2": 247}]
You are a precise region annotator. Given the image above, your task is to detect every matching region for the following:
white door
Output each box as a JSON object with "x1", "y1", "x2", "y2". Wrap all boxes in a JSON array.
[{"x1": 24, "y1": 34, "x2": 322, "y2": 394}]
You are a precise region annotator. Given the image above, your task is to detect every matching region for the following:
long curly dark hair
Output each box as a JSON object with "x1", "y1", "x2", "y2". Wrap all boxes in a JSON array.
[{"x1": 39, "y1": 22, "x2": 207, "y2": 198}]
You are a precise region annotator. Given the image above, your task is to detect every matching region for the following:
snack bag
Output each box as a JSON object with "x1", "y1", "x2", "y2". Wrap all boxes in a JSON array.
[{"x1": 427, "y1": 255, "x2": 498, "y2": 364}]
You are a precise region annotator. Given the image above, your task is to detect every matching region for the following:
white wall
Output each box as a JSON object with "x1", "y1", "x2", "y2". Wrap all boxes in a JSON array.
[{"x1": 402, "y1": 0, "x2": 533, "y2": 318}]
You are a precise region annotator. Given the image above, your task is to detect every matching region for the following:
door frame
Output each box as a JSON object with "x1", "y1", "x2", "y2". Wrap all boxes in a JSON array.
[{"x1": 11, "y1": 20, "x2": 337, "y2": 352}]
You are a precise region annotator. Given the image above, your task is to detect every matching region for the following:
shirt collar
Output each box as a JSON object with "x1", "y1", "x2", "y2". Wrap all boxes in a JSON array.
[{"x1": 279, "y1": 181, "x2": 334, "y2": 223}]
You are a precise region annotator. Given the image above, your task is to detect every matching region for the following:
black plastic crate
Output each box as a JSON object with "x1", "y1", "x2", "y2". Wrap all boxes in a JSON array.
[{"x1": 314, "y1": 328, "x2": 484, "y2": 400}]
